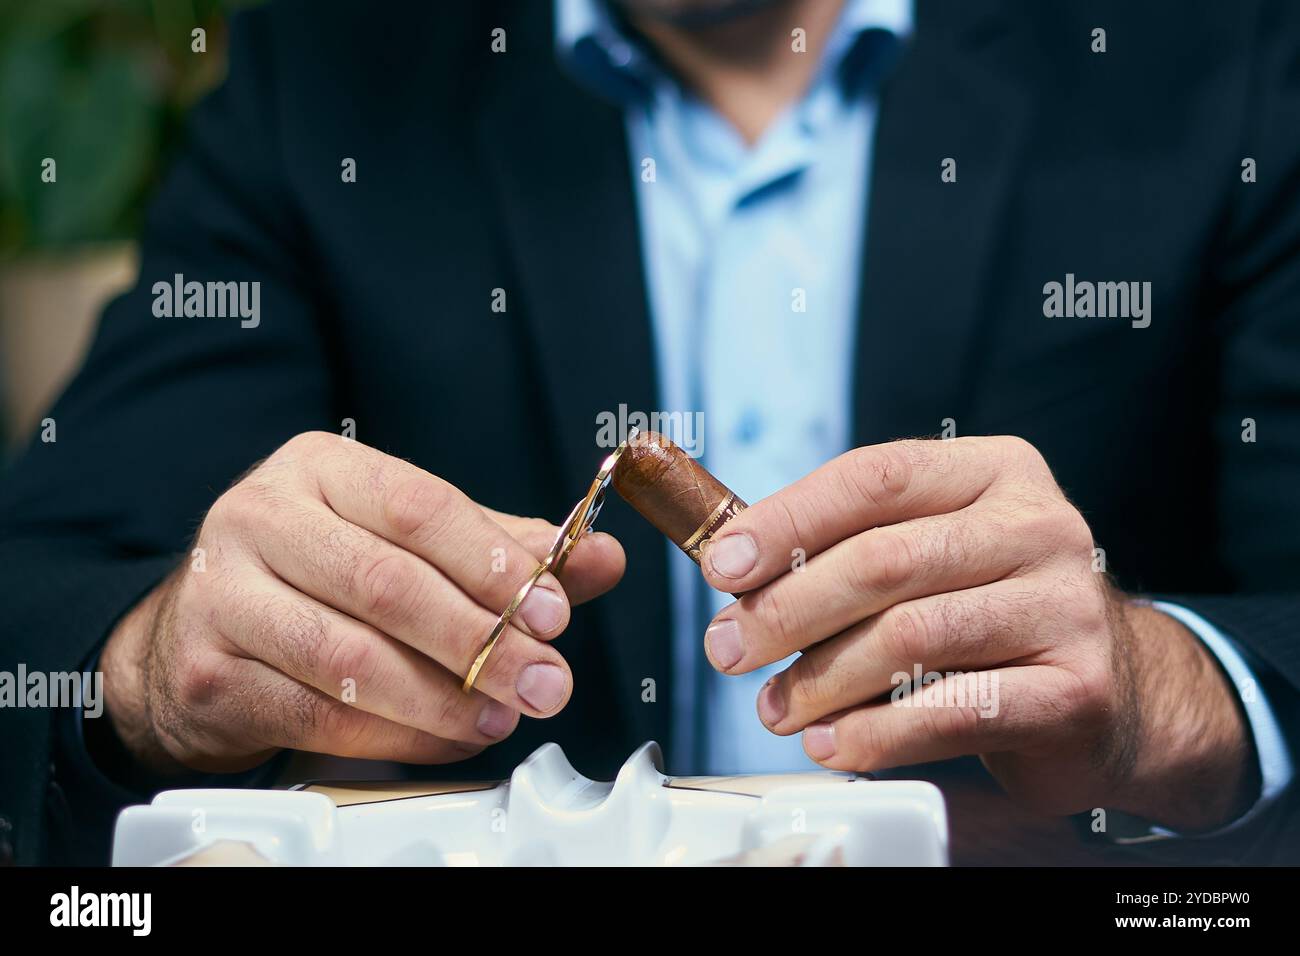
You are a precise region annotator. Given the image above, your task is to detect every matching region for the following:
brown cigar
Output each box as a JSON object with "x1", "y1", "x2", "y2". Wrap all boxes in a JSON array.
[{"x1": 612, "y1": 431, "x2": 747, "y2": 566}]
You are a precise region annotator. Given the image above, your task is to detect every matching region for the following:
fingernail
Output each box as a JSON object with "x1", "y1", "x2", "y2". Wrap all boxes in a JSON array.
[
  {"x1": 705, "y1": 618, "x2": 744, "y2": 671},
  {"x1": 476, "y1": 699, "x2": 516, "y2": 739},
  {"x1": 757, "y1": 677, "x2": 786, "y2": 727},
  {"x1": 517, "y1": 663, "x2": 567, "y2": 713},
  {"x1": 707, "y1": 533, "x2": 757, "y2": 579},
  {"x1": 519, "y1": 585, "x2": 566, "y2": 635},
  {"x1": 804, "y1": 723, "x2": 836, "y2": 761}
]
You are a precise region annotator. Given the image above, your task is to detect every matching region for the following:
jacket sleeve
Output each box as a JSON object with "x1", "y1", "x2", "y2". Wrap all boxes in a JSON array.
[
  {"x1": 1164, "y1": 0, "x2": 1300, "y2": 863},
  {"x1": 0, "y1": 6, "x2": 333, "y2": 864}
]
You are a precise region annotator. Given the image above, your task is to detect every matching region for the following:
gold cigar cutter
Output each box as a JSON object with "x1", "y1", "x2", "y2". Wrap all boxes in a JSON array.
[{"x1": 462, "y1": 428, "x2": 639, "y2": 693}]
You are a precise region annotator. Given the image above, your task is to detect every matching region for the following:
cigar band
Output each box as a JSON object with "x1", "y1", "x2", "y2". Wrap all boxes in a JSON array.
[{"x1": 683, "y1": 493, "x2": 747, "y2": 562}]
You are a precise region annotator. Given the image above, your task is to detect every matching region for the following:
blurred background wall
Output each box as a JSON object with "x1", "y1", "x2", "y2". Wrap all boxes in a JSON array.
[{"x1": 0, "y1": 0, "x2": 262, "y2": 459}]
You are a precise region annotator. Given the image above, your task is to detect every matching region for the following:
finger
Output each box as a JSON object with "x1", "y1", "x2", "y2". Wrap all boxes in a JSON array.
[
  {"x1": 215, "y1": 572, "x2": 520, "y2": 745},
  {"x1": 169, "y1": 656, "x2": 483, "y2": 768},
  {"x1": 758, "y1": 581, "x2": 1050, "y2": 734},
  {"x1": 240, "y1": 498, "x2": 573, "y2": 717},
  {"x1": 288, "y1": 433, "x2": 573, "y2": 635},
  {"x1": 799, "y1": 665, "x2": 1072, "y2": 772},
  {"x1": 480, "y1": 507, "x2": 626, "y2": 605},
  {"x1": 700, "y1": 437, "x2": 1010, "y2": 594},
  {"x1": 705, "y1": 502, "x2": 1027, "y2": 673}
]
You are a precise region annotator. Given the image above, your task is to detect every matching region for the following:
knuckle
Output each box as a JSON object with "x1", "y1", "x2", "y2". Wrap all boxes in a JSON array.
[
  {"x1": 382, "y1": 475, "x2": 456, "y2": 544},
  {"x1": 216, "y1": 480, "x2": 288, "y2": 532},
  {"x1": 839, "y1": 716, "x2": 889, "y2": 769},
  {"x1": 999, "y1": 497, "x2": 1091, "y2": 575},
  {"x1": 786, "y1": 656, "x2": 837, "y2": 717},
  {"x1": 880, "y1": 602, "x2": 932, "y2": 666},
  {"x1": 1059, "y1": 657, "x2": 1111, "y2": 724},
  {"x1": 265, "y1": 431, "x2": 330, "y2": 474},
  {"x1": 203, "y1": 489, "x2": 238, "y2": 529},
  {"x1": 871, "y1": 530, "x2": 916, "y2": 592},
  {"x1": 1060, "y1": 578, "x2": 1108, "y2": 634},
  {"x1": 923, "y1": 693, "x2": 984, "y2": 744},
  {"x1": 843, "y1": 445, "x2": 914, "y2": 509},
  {"x1": 1023, "y1": 497, "x2": 1086, "y2": 547},
  {"x1": 314, "y1": 695, "x2": 367, "y2": 752},
  {"x1": 321, "y1": 632, "x2": 378, "y2": 697},
  {"x1": 1012, "y1": 497, "x2": 1060, "y2": 543},
  {"x1": 996, "y1": 434, "x2": 1040, "y2": 464},
  {"x1": 285, "y1": 430, "x2": 334, "y2": 455},
  {"x1": 207, "y1": 487, "x2": 257, "y2": 533},
  {"x1": 355, "y1": 551, "x2": 421, "y2": 623},
  {"x1": 173, "y1": 653, "x2": 227, "y2": 711},
  {"x1": 429, "y1": 690, "x2": 469, "y2": 737},
  {"x1": 748, "y1": 585, "x2": 806, "y2": 652},
  {"x1": 1058, "y1": 507, "x2": 1095, "y2": 553},
  {"x1": 766, "y1": 492, "x2": 816, "y2": 557},
  {"x1": 835, "y1": 551, "x2": 878, "y2": 601}
]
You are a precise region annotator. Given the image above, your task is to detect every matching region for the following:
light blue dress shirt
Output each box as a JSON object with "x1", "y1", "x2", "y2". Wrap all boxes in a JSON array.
[{"x1": 555, "y1": 0, "x2": 1290, "y2": 831}]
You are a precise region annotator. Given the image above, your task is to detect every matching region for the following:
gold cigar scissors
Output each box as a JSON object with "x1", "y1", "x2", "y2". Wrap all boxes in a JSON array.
[{"x1": 462, "y1": 428, "x2": 639, "y2": 693}]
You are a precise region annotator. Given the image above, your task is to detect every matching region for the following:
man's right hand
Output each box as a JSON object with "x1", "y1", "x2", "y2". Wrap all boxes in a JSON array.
[{"x1": 98, "y1": 431, "x2": 625, "y2": 776}]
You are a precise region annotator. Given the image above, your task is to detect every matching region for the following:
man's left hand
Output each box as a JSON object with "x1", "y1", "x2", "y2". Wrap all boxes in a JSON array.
[{"x1": 699, "y1": 436, "x2": 1258, "y2": 832}]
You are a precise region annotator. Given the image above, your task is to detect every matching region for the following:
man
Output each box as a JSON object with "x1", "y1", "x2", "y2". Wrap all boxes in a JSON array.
[{"x1": 1, "y1": 0, "x2": 1298, "y2": 865}]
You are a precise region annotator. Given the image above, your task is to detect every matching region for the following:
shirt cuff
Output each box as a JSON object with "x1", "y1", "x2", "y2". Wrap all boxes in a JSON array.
[{"x1": 1147, "y1": 600, "x2": 1294, "y2": 837}]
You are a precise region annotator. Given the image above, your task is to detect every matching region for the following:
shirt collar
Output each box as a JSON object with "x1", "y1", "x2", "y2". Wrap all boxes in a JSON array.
[{"x1": 555, "y1": 0, "x2": 914, "y2": 107}]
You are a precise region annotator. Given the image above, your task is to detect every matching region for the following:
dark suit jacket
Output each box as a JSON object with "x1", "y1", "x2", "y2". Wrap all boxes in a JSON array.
[{"x1": 3, "y1": 0, "x2": 1300, "y2": 865}]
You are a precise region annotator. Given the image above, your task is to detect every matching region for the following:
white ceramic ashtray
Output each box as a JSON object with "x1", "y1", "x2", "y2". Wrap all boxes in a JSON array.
[{"x1": 111, "y1": 741, "x2": 948, "y2": 866}]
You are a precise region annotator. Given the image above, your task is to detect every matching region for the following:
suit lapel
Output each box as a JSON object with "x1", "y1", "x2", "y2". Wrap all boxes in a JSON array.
[
  {"x1": 472, "y1": 3, "x2": 670, "y2": 748},
  {"x1": 853, "y1": 2, "x2": 1034, "y2": 445}
]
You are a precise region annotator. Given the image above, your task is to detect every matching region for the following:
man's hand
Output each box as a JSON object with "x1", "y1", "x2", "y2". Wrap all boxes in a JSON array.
[
  {"x1": 698, "y1": 436, "x2": 1257, "y2": 832},
  {"x1": 100, "y1": 431, "x2": 625, "y2": 776}
]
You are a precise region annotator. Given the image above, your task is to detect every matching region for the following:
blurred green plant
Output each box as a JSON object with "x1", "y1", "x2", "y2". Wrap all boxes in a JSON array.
[{"x1": 0, "y1": 0, "x2": 262, "y2": 256}]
